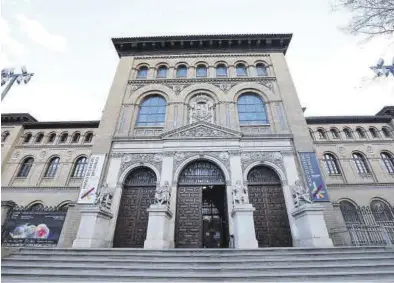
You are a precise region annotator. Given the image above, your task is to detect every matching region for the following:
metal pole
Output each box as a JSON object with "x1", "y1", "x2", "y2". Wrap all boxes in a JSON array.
[{"x1": 1, "y1": 76, "x2": 17, "y2": 101}]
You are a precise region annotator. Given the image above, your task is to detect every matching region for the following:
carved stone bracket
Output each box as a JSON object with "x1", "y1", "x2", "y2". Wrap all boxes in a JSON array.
[
  {"x1": 117, "y1": 153, "x2": 163, "y2": 179},
  {"x1": 240, "y1": 151, "x2": 285, "y2": 173}
]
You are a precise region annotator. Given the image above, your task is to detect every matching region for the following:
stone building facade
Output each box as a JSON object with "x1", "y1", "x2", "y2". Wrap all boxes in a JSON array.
[{"x1": 1, "y1": 34, "x2": 393, "y2": 249}]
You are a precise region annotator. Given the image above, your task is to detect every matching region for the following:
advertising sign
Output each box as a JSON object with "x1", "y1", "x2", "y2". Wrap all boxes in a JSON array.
[
  {"x1": 299, "y1": 152, "x2": 330, "y2": 202},
  {"x1": 77, "y1": 154, "x2": 106, "y2": 204},
  {"x1": 2, "y1": 210, "x2": 66, "y2": 247}
]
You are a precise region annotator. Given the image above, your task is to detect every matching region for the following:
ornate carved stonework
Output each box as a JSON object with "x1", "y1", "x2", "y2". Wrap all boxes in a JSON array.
[
  {"x1": 130, "y1": 84, "x2": 144, "y2": 92},
  {"x1": 232, "y1": 180, "x2": 249, "y2": 205},
  {"x1": 118, "y1": 153, "x2": 163, "y2": 179},
  {"x1": 290, "y1": 179, "x2": 312, "y2": 208},
  {"x1": 154, "y1": 181, "x2": 171, "y2": 206},
  {"x1": 11, "y1": 151, "x2": 20, "y2": 160},
  {"x1": 214, "y1": 83, "x2": 233, "y2": 92},
  {"x1": 240, "y1": 126, "x2": 271, "y2": 135},
  {"x1": 338, "y1": 146, "x2": 346, "y2": 156},
  {"x1": 39, "y1": 150, "x2": 47, "y2": 159},
  {"x1": 188, "y1": 94, "x2": 215, "y2": 124},
  {"x1": 240, "y1": 151, "x2": 285, "y2": 172},
  {"x1": 172, "y1": 151, "x2": 231, "y2": 178},
  {"x1": 133, "y1": 128, "x2": 163, "y2": 137},
  {"x1": 172, "y1": 85, "x2": 185, "y2": 95},
  {"x1": 161, "y1": 121, "x2": 242, "y2": 139}
]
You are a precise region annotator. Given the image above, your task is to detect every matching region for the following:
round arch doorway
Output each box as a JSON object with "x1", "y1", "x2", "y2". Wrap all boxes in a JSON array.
[
  {"x1": 113, "y1": 167, "x2": 157, "y2": 247},
  {"x1": 175, "y1": 160, "x2": 229, "y2": 248},
  {"x1": 247, "y1": 165, "x2": 292, "y2": 247}
]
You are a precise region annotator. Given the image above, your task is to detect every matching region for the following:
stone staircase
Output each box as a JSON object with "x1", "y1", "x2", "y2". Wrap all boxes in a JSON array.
[{"x1": 2, "y1": 247, "x2": 394, "y2": 282}]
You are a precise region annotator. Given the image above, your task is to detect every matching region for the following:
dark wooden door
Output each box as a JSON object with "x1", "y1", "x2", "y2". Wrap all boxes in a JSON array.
[
  {"x1": 175, "y1": 186, "x2": 203, "y2": 248},
  {"x1": 247, "y1": 166, "x2": 292, "y2": 247},
  {"x1": 113, "y1": 167, "x2": 156, "y2": 248}
]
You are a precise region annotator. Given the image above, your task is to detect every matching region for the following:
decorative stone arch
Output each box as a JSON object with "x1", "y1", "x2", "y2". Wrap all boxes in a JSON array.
[
  {"x1": 134, "y1": 62, "x2": 150, "y2": 70},
  {"x1": 26, "y1": 200, "x2": 45, "y2": 210},
  {"x1": 338, "y1": 197, "x2": 360, "y2": 208},
  {"x1": 243, "y1": 160, "x2": 287, "y2": 185},
  {"x1": 180, "y1": 83, "x2": 225, "y2": 102},
  {"x1": 228, "y1": 82, "x2": 275, "y2": 102},
  {"x1": 369, "y1": 197, "x2": 393, "y2": 207},
  {"x1": 118, "y1": 162, "x2": 161, "y2": 186},
  {"x1": 214, "y1": 60, "x2": 229, "y2": 67},
  {"x1": 126, "y1": 84, "x2": 174, "y2": 104},
  {"x1": 174, "y1": 61, "x2": 190, "y2": 68},
  {"x1": 154, "y1": 61, "x2": 170, "y2": 69},
  {"x1": 194, "y1": 60, "x2": 209, "y2": 68},
  {"x1": 173, "y1": 154, "x2": 230, "y2": 183},
  {"x1": 56, "y1": 200, "x2": 72, "y2": 211},
  {"x1": 234, "y1": 60, "x2": 249, "y2": 67}
]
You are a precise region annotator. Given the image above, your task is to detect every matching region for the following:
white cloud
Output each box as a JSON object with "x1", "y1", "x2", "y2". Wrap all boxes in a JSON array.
[
  {"x1": 0, "y1": 17, "x2": 29, "y2": 65},
  {"x1": 15, "y1": 14, "x2": 66, "y2": 52}
]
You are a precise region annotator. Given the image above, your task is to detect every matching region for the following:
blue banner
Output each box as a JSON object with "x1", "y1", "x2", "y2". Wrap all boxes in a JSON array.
[{"x1": 299, "y1": 152, "x2": 329, "y2": 202}]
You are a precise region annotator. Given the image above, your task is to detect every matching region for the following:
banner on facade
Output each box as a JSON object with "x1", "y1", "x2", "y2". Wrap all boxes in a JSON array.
[
  {"x1": 299, "y1": 152, "x2": 329, "y2": 202},
  {"x1": 77, "y1": 154, "x2": 106, "y2": 204},
  {"x1": 2, "y1": 210, "x2": 66, "y2": 247}
]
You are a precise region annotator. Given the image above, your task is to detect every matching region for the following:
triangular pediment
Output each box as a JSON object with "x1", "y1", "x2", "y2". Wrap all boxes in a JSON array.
[{"x1": 161, "y1": 121, "x2": 242, "y2": 139}]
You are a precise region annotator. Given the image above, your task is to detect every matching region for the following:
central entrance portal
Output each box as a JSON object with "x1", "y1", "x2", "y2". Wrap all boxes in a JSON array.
[{"x1": 175, "y1": 160, "x2": 228, "y2": 248}]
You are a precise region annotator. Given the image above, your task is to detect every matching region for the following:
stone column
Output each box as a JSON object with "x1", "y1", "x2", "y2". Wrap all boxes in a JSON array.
[
  {"x1": 1, "y1": 201, "x2": 16, "y2": 226},
  {"x1": 291, "y1": 203, "x2": 333, "y2": 248},
  {"x1": 144, "y1": 204, "x2": 173, "y2": 249},
  {"x1": 231, "y1": 203, "x2": 258, "y2": 249},
  {"x1": 72, "y1": 205, "x2": 113, "y2": 248}
]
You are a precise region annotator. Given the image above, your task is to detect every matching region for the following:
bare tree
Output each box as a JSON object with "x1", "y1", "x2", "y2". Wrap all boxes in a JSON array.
[{"x1": 333, "y1": 0, "x2": 394, "y2": 38}]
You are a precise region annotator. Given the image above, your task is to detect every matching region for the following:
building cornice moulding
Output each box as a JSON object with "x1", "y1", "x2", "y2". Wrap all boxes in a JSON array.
[
  {"x1": 128, "y1": 76, "x2": 276, "y2": 85},
  {"x1": 1, "y1": 186, "x2": 80, "y2": 191},
  {"x1": 133, "y1": 53, "x2": 271, "y2": 60},
  {"x1": 327, "y1": 183, "x2": 394, "y2": 189}
]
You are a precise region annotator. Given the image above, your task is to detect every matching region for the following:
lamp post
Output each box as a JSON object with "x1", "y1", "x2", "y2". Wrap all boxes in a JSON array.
[
  {"x1": 370, "y1": 57, "x2": 394, "y2": 77},
  {"x1": 1, "y1": 67, "x2": 34, "y2": 101}
]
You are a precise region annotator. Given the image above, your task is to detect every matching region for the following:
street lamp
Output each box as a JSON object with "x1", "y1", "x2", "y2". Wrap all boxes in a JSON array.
[
  {"x1": 370, "y1": 57, "x2": 394, "y2": 77},
  {"x1": 1, "y1": 66, "x2": 34, "y2": 101}
]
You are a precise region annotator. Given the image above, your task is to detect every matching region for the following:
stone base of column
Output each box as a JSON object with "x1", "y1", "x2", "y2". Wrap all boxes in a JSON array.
[
  {"x1": 231, "y1": 203, "x2": 258, "y2": 249},
  {"x1": 72, "y1": 205, "x2": 113, "y2": 248},
  {"x1": 292, "y1": 203, "x2": 333, "y2": 248},
  {"x1": 144, "y1": 204, "x2": 173, "y2": 249}
]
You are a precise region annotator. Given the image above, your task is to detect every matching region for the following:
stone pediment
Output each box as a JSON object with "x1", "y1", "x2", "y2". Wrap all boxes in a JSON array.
[{"x1": 161, "y1": 121, "x2": 242, "y2": 139}]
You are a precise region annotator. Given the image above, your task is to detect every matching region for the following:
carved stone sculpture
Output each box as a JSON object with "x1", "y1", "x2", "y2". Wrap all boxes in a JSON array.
[
  {"x1": 94, "y1": 183, "x2": 113, "y2": 210},
  {"x1": 290, "y1": 179, "x2": 312, "y2": 208},
  {"x1": 154, "y1": 181, "x2": 171, "y2": 206},
  {"x1": 188, "y1": 94, "x2": 215, "y2": 124},
  {"x1": 232, "y1": 180, "x2": 249, "y2": 205}
]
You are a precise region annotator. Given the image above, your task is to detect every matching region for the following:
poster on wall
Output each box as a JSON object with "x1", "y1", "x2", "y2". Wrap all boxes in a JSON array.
[
  {"x1": 2, "y1": 210, "x2": 66, "y2": 247},
  {"x1": 299, "y1": 152, "x2": 330, "y2": 202},
  {"x1": 77, "y1": 154, "x2": 106, "y2": 204}
]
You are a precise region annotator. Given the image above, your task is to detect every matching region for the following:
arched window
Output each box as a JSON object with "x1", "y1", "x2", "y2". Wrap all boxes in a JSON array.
[
  {"x1": 136, "y1": 96, "x2": 167, "y2": 126},
  {"x1": 176, "y1": 65, "x2": 187, "y2": 77},
  {"x1": 58, "y1": 201, "x2": 71, "y2": 212},
  {"x1": 317, "y1": 129, "x2": 327, "y2": 139},
  {"x1": 237, "y1": 94, "x2": 268, "y2": 125},
  {"x1": 256, "y1": 63, "x2": 267, "y2": 76},
  {"x1": 356, "y1": 128, "x2": 367, "y2": 139},
  {"x1": 352, "y1": 152, "x2": 370, "y2": 174},
  {"x1": 84, "y1": 132, "x2": 93, "y2": 143},
  {"x1": 330, "y1": 128, "x2": 340, "y2": 139},
  {"x1": 343, "y1": 128, "x2": 353, "y2": 139},
  {"x1": 17, "y1": 157, "x2": 34, "y2": 177},
  {"x1": 47, "y1": 133, "x2": 56, "y2": 143},
  {"x1": 71, "y1": 156, "x2": 88, "y2": 178},
  {"x1": 28, "y1": 203, "x2": 44, "y2": 211},
  {"x1": 72, "y1": 133, "x2": 80, "y2": 143},
  {"x1": 59, "y1": 133, "x2": 68, "y2": 143},
  {"x1": 216, "y1": 64, "x2": 227, "y2": 77},
  {"x1": 156, "y1": 66, "x2": 168, "y2": 78},
  {"x1": 381, "y1": 151, "x2": 394, "y2": 174},
  {"x1": 370, "y1": 199, "x2": 394, "y2": 224},
  {"x1": 196, "y1": 64, "x2": 207, "y2": 77},
  {"x1": 369, "y1": 127, "x2": 380, "y2": 138},
  {"x1": 382, "y1": 127, "x2": 392, "y2": 138},
  {"x1": 1, "y1": 131, "x2": 10, "y2": 142},
  {"x1": 339, "y1": 200, "x2": 362, "y2": 225},
  {"x1": 136, "y1": 66, "x2": 148, "y2": 78},
  {"x1": 44, "y1": 157, "x2": 60, "y2": 178},
  {"x1": 23, "y1": 133, "x2": 32, "y2": 144},
  {"x1": 35, "y1": 133, "x2": 44, "y2": 143},
  {"x1": 309, "y1": 129, "x2": 315, "y2": 140},
  {"x1": 236, "y1": 63, "x2": 247, "y2": 76},
  {"x1": 323, "y1": 153, "x2": 341, "y2": 175}
]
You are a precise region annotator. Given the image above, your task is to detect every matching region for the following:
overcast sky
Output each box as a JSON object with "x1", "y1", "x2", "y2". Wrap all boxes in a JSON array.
[{"x1": 1, "y1": 0, "x2": 393, "y2": 121}]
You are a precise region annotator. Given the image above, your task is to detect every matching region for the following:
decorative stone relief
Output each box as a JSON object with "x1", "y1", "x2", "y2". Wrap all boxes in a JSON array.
[
  {"x1": 232, "y1": 180, "x2": 249, "y2": 205},
  {"x1": 130, "y1": 84, "x2": 143, "y2": 92},
  {"x1": 39, "y1": 150, "x2": 47, "y2": 159},
  {"x1": 173, "y1": 151, "x2": 231, "y2": 178},
  {"x1": 219, "y1": 151, "x2": 229, "y2": 161},
  {"x1": 240, "y1": 151, "x2": 285, "y2": 173},
  {"x1": 259, "y1": 81, "x2": 275, "y2": 92},
  {"x1": 154, "y1": 181, "x2": 171, "y2": 206},
  {"x1": 172, "y1": 85, "x2": 185, "y2": 95},
  {"x1": 118, "y1": 153, "x2": 163, "y2": 179},
  {"x1": 240, "y1": 126, "x2": 271, "y2": 135},
  {"x1": 167, "y1": 125, "x2": 234, "y2": 138},
  {"x1": 133, "y1": 128, "x2": 163, "y2": 137},
  {"x1": 11, "y1": 151, "x2": 20, "y2": 160},
  {"x1": 217, "y1": 83, "x2": 233, "y2": 92},
  {"x1": 94, "y1": 183, "x2": 114, "y2": 211},
  {"x1": 338, "y1": 146, "x2": 346, "y2": 156},
  {"x1": 290, "y1": 179, "x2": 312, "y2": 208},
  {"x1": 188, "y1": 94, "x2": 215, "y2": 124},
  {"x1": 66, "y1": 150, "x2": 73, "y2": 160},
  {"x1": 366, "y1": 145, "x2": 374, "y2": 155}
]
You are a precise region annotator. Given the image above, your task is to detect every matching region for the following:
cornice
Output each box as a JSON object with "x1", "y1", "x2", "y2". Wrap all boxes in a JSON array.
[
  {"x1": 128, "y1": 76, "x2": 276, "y2": 85},
  {"x1": 15, "y1": 144, "x2": 93, "y2": 149},
  {"x1": 327, "y1": 183, "x2": 394, "y2": 189},
  {"x1": 133, "y1": 53, "x2": 271, "y2": 60},
  {"x1": 1, "y1": 186, "x2": 80, "y2": 191},
  {"x1": 313, "y1": 139, "x2": 394, "y2": 145}
]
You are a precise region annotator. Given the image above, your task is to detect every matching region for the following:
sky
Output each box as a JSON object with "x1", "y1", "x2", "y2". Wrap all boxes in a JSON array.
[{"x1": 1, "y1": 0, "x2": 393, "y2": 121}]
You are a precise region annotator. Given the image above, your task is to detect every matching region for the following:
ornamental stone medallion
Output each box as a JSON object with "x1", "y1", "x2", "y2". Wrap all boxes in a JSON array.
[
  {"x1": 39, "y1": 150, "x2": 47, "y2": 159},
  {"x1": 11, "y1": 151, "x2": 20, "y2": 160}
]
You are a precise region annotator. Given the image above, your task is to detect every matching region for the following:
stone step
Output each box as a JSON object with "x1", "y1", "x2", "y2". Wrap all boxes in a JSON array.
[
  {"x1": 3, "y1": 260, "x2": 394, "y2": 270},
  {"x1": 4, "y1": 256, "x2": 394, "y2": 267},
  {"x1": 2, "y1": 269, "x2": 394, "y2": 282}
]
